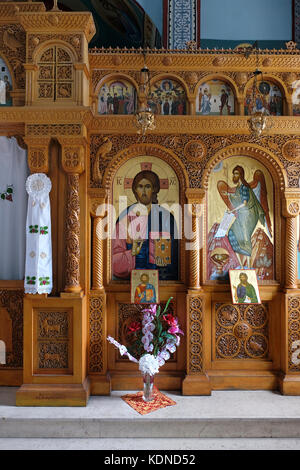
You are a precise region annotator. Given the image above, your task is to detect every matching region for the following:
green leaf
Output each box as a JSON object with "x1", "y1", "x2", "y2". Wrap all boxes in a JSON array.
[
  {"x1": 6, "y1": 188, "x2": 13, "y2": 194},
  {"x1": 162, "y1": 297, "x2": 173, "y2": 315},
  {"x1": 164, "y1": 333, "x2": 176, "y2": 341},
  {"x1": 1, "y1": 194, "x2": 5, "y2": 200}
]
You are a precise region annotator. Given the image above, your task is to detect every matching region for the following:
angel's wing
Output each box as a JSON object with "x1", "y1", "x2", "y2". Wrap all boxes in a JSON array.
[
  {"x1": 249, "y1": 170, "x2": 272, "y2": 237},
  {"x1": 217, "y1": 180, "x2": 236, "y2": 211}
]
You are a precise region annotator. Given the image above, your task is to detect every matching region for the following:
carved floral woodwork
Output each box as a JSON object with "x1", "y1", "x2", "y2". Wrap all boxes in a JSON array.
[
  {"x1": 282, "y1": 190, "x2": 300, "y2": 289},
  {"x1": 287, "y1": 295, "x2": 300, "y2": 372},
  {"x1": 215, "y1": 303, "x2": 269, "y2": 360},
  {"x1": 90, "y1": 134, "x2": 297, "y2": 190},
  {"x1": 187, "y1": 295, "x2": 204, "y2": 373},
  {"x1": 0, "y1": 290, "x2": 23, "y2": 369},
  {"x1": 24, "y1": 136, "x2": 50, "y2": 174},
  {"x1": 64, "y1": 173, "x2": 81, "y2": 293},
  {"x1": 36, "y1": 310, "x2": 71, "y2": 371},
  {"x1": 88, "y1": 294, "x2": 106, "y2": 373},
  {"x1": 59, "y1": 137, "x2": 86, "y2": 293}
]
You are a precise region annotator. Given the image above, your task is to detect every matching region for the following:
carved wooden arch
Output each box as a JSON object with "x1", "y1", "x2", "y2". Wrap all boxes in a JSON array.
[
  {"x1": 33, "y1": 40, "x2": 78, "y2": 64},
  {"x1": 203, "y1": 143, "x2": 287, "y2": 192},
  {"x1": 194, "y1": 73, "x2": 240, "y2": 100},
  {"x1": 243, "y1": 73, "x2": 289, "y2": 104},
  {"x1": 94, "y1": 72, "x2": 139, "y2": 96},
  {"x1": 202, "y1": 143, "x2": 287, "y2": 283},
  {"x1": 102, "y1": 142, "x2": 190, "y2": 193},
  {"x1": 149, "y1": 73, "x2": 190, "y2": 98}
]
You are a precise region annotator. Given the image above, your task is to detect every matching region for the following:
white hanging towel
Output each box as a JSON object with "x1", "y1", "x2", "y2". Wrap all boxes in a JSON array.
[{"x1": 24, "y1": 173, "x2": 52, "y2": 295}]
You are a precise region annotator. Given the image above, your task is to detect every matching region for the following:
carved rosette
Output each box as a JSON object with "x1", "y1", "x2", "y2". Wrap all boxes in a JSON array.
[
  {"x1": 187, "y1": 296, "x2": 204, "y2": 373},
  {"x1": 282, "y1": 191, "x2": 300, "y2": 289},
  {"x1": 282, "y1": 140, "x2": 300, "y2": 162},
  {"x1": 215, "y1": 303, "x2": 269, "y2": 360},
  {"x1": 287, "y1": 296, "x2": 300, "y2": 372},
  {"x1": 24, "y1": 137, "x2": 51, "y2": 174}
]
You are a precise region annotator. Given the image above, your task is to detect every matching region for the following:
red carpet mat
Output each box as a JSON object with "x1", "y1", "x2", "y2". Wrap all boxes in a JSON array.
[{"x1": 121, "y1": 387, "x2": 177, "y2": 415}]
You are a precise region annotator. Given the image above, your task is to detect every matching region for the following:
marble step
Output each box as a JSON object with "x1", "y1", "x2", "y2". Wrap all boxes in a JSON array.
[{"x1": 1, "y1": 388, "x2": 300, "y2": 439}]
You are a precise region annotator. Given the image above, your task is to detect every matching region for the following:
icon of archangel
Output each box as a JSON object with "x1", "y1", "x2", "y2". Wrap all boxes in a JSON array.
[{"x1": 207, "y1": 163, "x2": 274, "y2": 281}]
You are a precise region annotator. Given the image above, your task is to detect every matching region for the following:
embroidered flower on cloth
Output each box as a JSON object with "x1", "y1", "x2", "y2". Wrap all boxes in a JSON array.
[
  {"x1": 29, "y1": 251, "x2": 36, "y2": 258},
  {"x1": 40, "y1": 252, "x2": 47, "y2": 259},
  {"x1": 26, "y1": 174, "x2": 52, "y2": 201}
]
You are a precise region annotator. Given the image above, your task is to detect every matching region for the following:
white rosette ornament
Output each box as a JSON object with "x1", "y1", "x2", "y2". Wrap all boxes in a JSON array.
[{"x1": 24, "y1": 174, "x2": 52, "y2": 294}]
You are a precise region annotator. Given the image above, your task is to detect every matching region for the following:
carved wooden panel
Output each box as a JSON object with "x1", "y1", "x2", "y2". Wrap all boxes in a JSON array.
[
  {"x1": 0, "y1": 290, "x2": 23, "y2": 369},
  {"x1": 214, "y1": 303, "x2": 269, "y2": 360},
  {"x1": 34, "y1": 309, "x2": 72, "y2": 373},
  {"x1": 287, "y1": 295, "x2": 300, "y2": 372},
  {"x1": 37, "y1": 46, "x2": 74, "y2": 101},
  {"x1": 89, "y1": 295, "x2": 105, "y2": 373},
  {"x1": 90, "y1": 133, "x2": 299, "y2": 189},
  {"x1": 187, "y1": 296, "x2": 204, "y2": 373}
]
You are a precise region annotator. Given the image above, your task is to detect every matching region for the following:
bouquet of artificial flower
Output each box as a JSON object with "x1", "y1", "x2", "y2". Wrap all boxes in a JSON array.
[{"x1": 107, "y1": 297, "x2": 184, "y2": 376}]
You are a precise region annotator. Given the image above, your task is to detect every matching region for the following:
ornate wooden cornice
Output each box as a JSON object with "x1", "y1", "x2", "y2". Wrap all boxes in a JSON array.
[
  {"x1": 88, "y1": 115, "x2": 300, "y2": 135},
  {"x1": 19, "y1": 11, "x2": 96, "y2": 43},
  {"x1": 0, "y1": 107, "x2": 90, "y2": 126},
  {"x1": 0, "y1": 2, "x2": 45, "y2": 23},
  {"x1": 89, "y1": 50, "x2": 300, "y2": 73}
]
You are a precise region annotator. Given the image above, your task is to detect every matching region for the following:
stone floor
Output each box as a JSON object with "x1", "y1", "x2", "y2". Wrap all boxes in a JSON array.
[{"x1": 1, "y1": 387, "x2": 300, "y2": 449}]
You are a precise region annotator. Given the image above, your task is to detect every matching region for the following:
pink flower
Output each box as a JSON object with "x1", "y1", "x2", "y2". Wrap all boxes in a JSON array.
[
  {"x1": 168, "y1": 325, "x2": 184, "y2": 335},
  {"x1": 163, "y1": 314, "x2": 184, "y2": 335},
  {"x1": 142, "y1": 304, "x2": 157, "y2": 317}
]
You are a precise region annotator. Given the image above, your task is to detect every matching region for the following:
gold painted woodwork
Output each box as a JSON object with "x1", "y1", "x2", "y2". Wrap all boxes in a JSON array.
[
  {"x1": 0, "y1": 3, "x2": 300, "y2": 400},
  {"x1": 16, "y1": 294, "x2": 89, "y2": 406}
]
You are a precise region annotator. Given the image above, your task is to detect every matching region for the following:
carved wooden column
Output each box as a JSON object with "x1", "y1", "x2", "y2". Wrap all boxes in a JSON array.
[
  {"x1": 282, "y1": 193, "x2": 300, "y2": 289},
  {"x1": 88, "y1": 191, "x2": 110, "y2": 394},
  {"x1": 280, "y1": 190, "x2": 300, "y2": 395},
  {"x1": 90, "y1": 191, "x2": 107, "y2": 291},
  {"x1": 186, "y1": 189, "x2": 205, "y2": 290},
  {"x1": 24, "y1": 136, "x2": 50, "y2": 174},
  {"x1": 59, "y1": 137, "x2": 86, "y2": 294},
  {"x1": 183, "y1": 189, "x2": 211, "y2": 395}
]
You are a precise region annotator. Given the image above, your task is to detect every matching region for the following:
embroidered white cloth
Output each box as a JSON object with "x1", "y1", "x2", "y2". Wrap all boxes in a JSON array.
[
  {"x1": 24, "y1": 174, "x2": 53, "y2": 294},
  {"x1": 0, "y1": 136, "x2": 29, "y2": 280}
]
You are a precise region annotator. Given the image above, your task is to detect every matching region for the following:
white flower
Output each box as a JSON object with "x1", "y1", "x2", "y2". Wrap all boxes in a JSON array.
[{"x1": 139, "y1": 354, "x2": 160, "y2": 376}]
